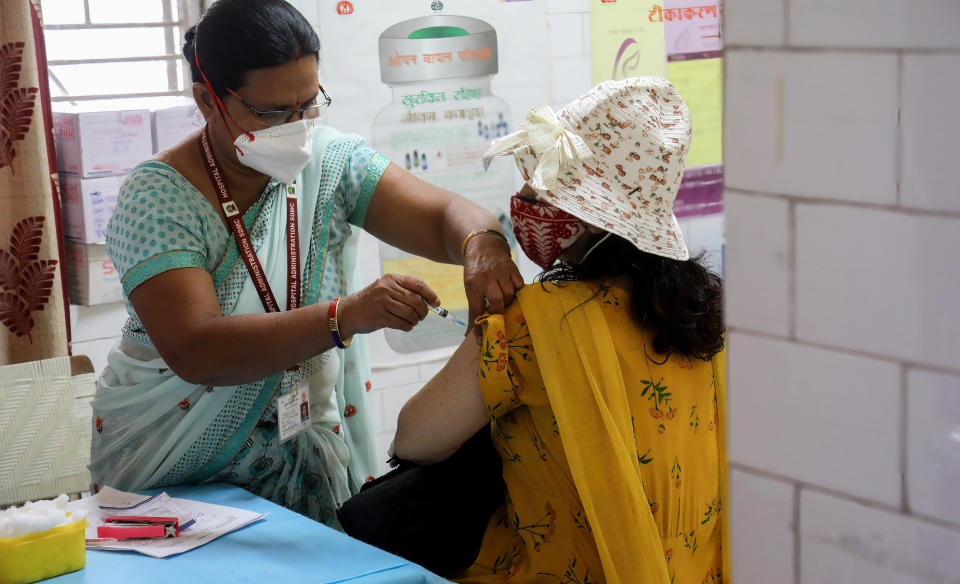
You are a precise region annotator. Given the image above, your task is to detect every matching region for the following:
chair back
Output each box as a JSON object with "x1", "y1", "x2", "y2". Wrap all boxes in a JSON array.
[{"x1": 0, "y1": 355, "x2": 95, "y2": 507}]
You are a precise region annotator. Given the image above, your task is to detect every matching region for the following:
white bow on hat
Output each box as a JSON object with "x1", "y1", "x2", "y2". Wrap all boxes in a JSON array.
[{"x1": 482, "y1": 106, "x2": 593, "y2": 191}]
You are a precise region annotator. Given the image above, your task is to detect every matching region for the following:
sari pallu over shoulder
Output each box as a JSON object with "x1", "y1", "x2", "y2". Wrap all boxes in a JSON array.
[{"x1": 515, "y1": 283, "x2": 730, "y2": 584}]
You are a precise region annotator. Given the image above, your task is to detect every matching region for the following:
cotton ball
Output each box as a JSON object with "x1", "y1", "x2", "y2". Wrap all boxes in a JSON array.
[{"x1": 0, "y1": 494, "x2": 81, "y2": 539}]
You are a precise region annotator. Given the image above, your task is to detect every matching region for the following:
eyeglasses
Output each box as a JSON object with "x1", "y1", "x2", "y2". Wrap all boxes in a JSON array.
[{"x1": 227, "y1": 84, "x2": 332, "y2": 126}]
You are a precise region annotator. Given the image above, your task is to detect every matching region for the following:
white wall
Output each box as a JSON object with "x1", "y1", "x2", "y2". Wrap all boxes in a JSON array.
[{"x1": 724, "y1": 0, "x2": 960, "y2": 582}]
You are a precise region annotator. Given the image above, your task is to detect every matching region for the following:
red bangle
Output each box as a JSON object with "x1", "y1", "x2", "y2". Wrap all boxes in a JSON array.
[{"x1": 329, "y1": 298, "x2": 351, "y2": 348}]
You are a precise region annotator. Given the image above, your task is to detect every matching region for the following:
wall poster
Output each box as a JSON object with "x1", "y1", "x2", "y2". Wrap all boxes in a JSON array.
[{"x1": 317, "y1": 0, "x2": 549, "y2": 361}]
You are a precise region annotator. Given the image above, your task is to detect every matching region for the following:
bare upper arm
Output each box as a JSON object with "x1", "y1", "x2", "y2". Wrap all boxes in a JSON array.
[
  {"x1": 128, "y1": 267, "x2": 223, "y2": 376},
  {"x1": 361, "y1": 164, "x2": 456, "y2": 261},
  {"x1": 394, "y1": 335, "x2": 489, "y2": 463}
]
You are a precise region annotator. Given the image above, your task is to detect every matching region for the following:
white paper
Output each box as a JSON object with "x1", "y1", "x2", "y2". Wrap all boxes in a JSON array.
[{"x1": 66, "y1": 486, "x2": 267, "y2": 558}]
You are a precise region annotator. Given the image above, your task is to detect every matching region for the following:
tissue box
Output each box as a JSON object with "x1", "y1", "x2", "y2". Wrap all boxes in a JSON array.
[
  {"x1": 64, "y1": 242, "x2": 122, "y2": 306},
  {"x1": 0, "y1": 520, "x2": 86, "y2": 584},
  {"x1": 60, "y1": 174, "x2": 124, "y2": 244},
  {"x1": 152, "y1": 104, "x2": 204, "y2": 153},
  {"x1": 53, "y1": 109, "x2": 152, "y2": 178}
]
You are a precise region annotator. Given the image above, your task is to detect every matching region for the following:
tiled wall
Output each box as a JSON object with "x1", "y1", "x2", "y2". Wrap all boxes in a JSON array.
[{"x1": 724, "y1": 0, "x2": 960, "y2": 582}]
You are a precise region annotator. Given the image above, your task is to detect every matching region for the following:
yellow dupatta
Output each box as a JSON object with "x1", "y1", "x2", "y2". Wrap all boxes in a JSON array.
[
  {"x1": 517, "y1": 282, "x2": 729, "y2": 584},
  {"x1": 713, "y1": 347, "x2": 731, "y2": 584}
]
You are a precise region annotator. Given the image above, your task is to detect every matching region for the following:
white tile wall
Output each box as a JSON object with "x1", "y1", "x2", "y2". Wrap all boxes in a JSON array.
[
  {"x1": 795, "y1": 204, "x2": 960, "y2": 370},
  {"x1": 580, "y1": 13, "x2": 590, "y2": 55},
  {"x1": 69, "y1": 303, "x2": 127, "y2": 344},
  {"x1": 725, "y1": 50, "x2": 899, "y2": 204},
  {"x1": 417, "y1": 359, "x2": 446, "y2": 381},
  {"x1": 546, "y1": 0, "x2": 588, "y2": 14},
  {"x1": 790, "y1": 0, "x2": 960, "y2": 50},
  {"x1": 681, "y1": 213, "x2": 724, "y2": 275},
  {"x1": 728, "y1": 332, "x2": 901, "y2": 505},
  {"x1": 373, "y1": 431, "x2": 394, "y2": 476},
  {"x1": 547, "y1": 0, "x2": 590, "y2": 14},
  {"x1": 72, "y1": 337, "x2": 117, "y2": 375},
  {"x1": 730, "y1": 469, "x2": 795, "y2": 584},
  {"x1": 724, "y1": 192, "x2": 791, "y2": 336},
  {"x1": 548, "y1": 13, "x2": 586, "y2": 58},
  {"x1": 550, "y1": 56, "x2": 593, "y2": 104},
  {"x1": 723, "y1": 0, "x2": 786, "y2": 46},
  {"x1": 901, "y1": 54, "x2": 960, "y2": 213},
  {"x1": 371, "y1": 363, "x2": 419, "y2": 390},
  {"x1": 368, "y1": 385, "x2": 385, "y2": 436},
  {"x1": 906, "y1": 368, "x2": 960, "y2": 526},
  {"x1": 726, "y1": 0, "x2": 960, "y2": 582},
  {"x1": 378, "y1": 381, "x2": 422, "y2": 434},
  {"x1": 801, "y1": 489, "x2": 960, "y2": 584}
]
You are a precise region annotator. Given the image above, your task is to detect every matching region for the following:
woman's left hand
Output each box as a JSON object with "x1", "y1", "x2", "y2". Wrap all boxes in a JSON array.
[{"x1": 463, "y1": 233, "x2": 524, "y2": 326}]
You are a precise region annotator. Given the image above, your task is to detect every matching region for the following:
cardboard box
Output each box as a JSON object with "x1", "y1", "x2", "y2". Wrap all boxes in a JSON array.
[
  {"x1": 152, "y1": 104, "x2": 205, "y2": 153},
  {"x1": 64, "y1": 242, "x2": 122, "y2": 306},
  {"x1": 60, "y1": 174, "x2": 124, "y2": 244},
  {"x1": 53, "y1": 109, "x2": 153, "y2": 178}
]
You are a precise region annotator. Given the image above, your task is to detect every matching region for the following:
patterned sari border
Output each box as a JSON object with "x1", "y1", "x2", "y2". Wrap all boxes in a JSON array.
[
  {"x1": 186, "y1": 370, "x2": 285, "y2": 483},
  {"x1": 210, "y1": 187, "x2": 274, "y2": 291},
  {"x1": 121, "y1": 250, "x2": 205, "y2": 296},
  {"x1": 349, "y1": 152, "x2": 390, "y2": 226},
  {"x1": 305, "y1": 138, "x2": 362, "y2": 305}
]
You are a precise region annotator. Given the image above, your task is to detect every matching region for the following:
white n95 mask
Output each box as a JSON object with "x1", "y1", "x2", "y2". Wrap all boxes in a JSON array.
[{"x1": 234, "y1": 118, "x2": 316, "y2": 184}]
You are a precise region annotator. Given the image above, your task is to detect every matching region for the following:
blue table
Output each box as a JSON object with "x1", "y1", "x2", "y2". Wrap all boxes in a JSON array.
[{"x1": 52, "y1": 483, "x2": 449, "y2": 584}]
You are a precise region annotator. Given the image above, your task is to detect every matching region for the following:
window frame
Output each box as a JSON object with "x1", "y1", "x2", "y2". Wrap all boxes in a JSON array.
[{"x1": 43, "y1": 0, "x2": 205, "y2": 103}]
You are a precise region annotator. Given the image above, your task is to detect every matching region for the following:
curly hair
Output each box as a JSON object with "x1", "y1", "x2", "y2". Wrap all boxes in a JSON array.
[{"x1": 538, "y1": 234, "x2": 724, "y2": 360}]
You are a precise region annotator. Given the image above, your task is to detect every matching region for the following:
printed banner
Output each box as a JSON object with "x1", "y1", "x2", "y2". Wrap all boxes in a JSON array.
[
  {"x1": 667, "y1": 57, "x2": 722, "y2": 168},
  {"x1": 589, "y1": 0, "x2": 666, "y2": 84},
  {"x1": 673, "y1": 164, "x2": 723, "y2": 218},
  {"x1": 660, "y1": 0, "x2": 722, "y2": 60},
  {"x1": 318, "y1": 0, "x2": 549, "y2": 358}
]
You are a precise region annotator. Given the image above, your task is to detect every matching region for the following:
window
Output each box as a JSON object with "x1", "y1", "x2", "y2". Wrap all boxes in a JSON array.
[{"x1": 41, "y1": 0, "x2": 204, "y2": 110}]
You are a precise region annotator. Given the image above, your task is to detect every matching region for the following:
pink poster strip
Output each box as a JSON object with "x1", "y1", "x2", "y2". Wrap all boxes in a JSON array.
[
  {"x1": 674, "y1": 164, "x2": 723, "y2": 218},
  {"x1": 649, "y1": 0, "x2": 722, "y2": 60}
]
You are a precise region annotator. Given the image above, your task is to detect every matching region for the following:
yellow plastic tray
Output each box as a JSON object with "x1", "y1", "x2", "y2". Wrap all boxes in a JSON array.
[{"x1": 0, "y1": 519, "x2": 86, "y2": 584}]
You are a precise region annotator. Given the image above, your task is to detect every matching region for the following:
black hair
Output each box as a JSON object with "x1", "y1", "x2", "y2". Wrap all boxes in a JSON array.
[
  {"x1": 183, "y1": 0, "x2": 320, "y2": 97},
  {"x1": 539, "y1": 234, "x2": 725, "y2": 360}
]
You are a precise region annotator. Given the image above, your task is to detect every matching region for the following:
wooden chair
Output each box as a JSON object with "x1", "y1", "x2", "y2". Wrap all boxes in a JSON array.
[{"x1": 0, "y1": 355, "x2": 96, "y2": 508}]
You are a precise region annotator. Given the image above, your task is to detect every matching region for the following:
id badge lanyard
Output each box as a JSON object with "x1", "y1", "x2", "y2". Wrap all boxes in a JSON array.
[
  {"x1": 200, "y1": 126, "x2": 300, "y2": 313},
  {"x1": 199, "y1": 126, "x2": 309, "y2": 442}
]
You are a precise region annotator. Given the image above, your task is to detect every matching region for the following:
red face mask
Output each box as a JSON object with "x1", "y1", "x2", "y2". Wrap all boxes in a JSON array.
[{"x1": 509, "y1": 193, "x2": 586, "y2": 270}]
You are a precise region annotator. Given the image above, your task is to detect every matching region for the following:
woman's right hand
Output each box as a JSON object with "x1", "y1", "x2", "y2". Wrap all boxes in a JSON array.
[{"x1": 337, "y1": 274, "x2": 441, "y2": 337}]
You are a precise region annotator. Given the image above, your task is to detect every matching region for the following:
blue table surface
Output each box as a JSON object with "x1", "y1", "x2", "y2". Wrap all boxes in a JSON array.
[{"x1": 51, "y1": 483, "x2": 449, "y2": 584}]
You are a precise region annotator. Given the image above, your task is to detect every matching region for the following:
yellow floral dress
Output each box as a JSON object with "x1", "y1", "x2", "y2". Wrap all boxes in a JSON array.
[{"x1": 456, "y1": 282, "x2": 728, "y2": 584}]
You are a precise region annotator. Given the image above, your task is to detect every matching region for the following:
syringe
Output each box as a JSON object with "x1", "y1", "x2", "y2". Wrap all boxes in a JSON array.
[{"x1": 426, "y1": 304, "x2": 468, "y2": 327}]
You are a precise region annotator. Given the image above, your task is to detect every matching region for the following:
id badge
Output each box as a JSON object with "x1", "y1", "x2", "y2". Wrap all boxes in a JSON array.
[{"x1": 278, "y1": 378, "x2": 311, "y2": 443}]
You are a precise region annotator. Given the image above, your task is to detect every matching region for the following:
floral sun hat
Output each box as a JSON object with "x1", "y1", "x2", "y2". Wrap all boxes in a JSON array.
[{"x1": 484, "y1": 76, "x2": 692, "y2": 261}]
